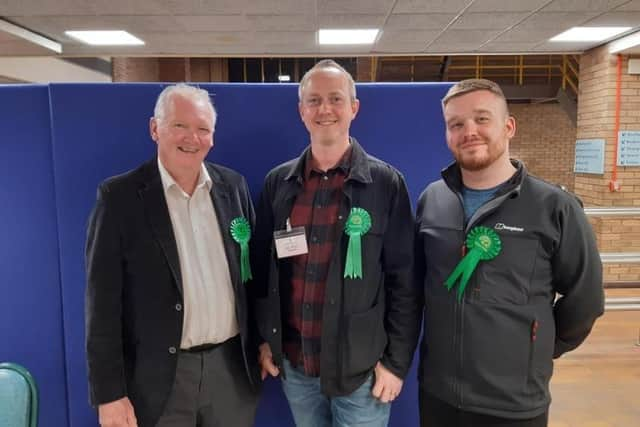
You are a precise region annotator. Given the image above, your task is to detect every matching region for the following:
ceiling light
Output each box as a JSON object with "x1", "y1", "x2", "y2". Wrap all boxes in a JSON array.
[
  {"x1": 278, "y1": 75, "x2": 291, "y2": 82},
  {"x1": 609, "y1": 30, "x2": 640, "y2": 53},
  {"x1": 550, "y1": 27, "x2": 631, "y2": 42},
  {"x1": 0, "y1": 18, "x2": 62, "y2": 53},
  {"x1": 318, "y1": 29, "x2": 379, "y2": 45},
  {"x1": 65, "y1": 31, "x2": 144, "y2": 46}
]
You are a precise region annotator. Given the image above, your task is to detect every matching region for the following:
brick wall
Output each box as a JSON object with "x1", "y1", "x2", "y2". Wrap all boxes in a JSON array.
[
  {"x1": 578, "y1": 48, "x2": 640, "y2": 284},
  {"x1": 112, "y1": 57, "x2": 159, "y2": 82},
  {"x1": 509, "y1": 103, "x2": 577, "y2": 191},
  {"x1": 112, "y1": 57, "x2": 228, "y2": 82},
  {"x1": 576, "y1": 49, "x2": 640, "y2": 207}
]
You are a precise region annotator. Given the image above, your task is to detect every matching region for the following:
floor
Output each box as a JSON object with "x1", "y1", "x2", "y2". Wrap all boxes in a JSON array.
[{"x1": 549, "y1": 289, "x2": 640, "y2": 427}]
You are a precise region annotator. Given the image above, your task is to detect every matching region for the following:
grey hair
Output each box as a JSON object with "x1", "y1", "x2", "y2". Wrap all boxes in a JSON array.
[
  {"x1": 153, "y1": 83, "x2": 217, "y2": 129},
  {"x1": 298, "y1": 59, "x2": 357, "y2": 102}
]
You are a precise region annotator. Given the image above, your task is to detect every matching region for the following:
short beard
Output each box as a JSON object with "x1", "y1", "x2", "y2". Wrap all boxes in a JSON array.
[{"x1": 456, "y1": 154, "x2": 494, "y2": 171}]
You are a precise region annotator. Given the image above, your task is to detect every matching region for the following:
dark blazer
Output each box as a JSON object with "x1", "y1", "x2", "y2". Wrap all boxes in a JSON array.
[
  {"x1": 85, "y1": 158, "x2": 261, "y2": 426},
  {"x1": 253, "y1": 139, "x2": 423, "y2": 396}
]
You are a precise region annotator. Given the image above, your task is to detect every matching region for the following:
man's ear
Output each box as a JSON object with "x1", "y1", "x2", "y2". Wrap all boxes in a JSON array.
[
  {"x1": 149, "y1": 117, "x2": 159, "y2": 142},
  {"x1": 505, "y1": 115, "x2": 516, "y2": 139},
  {"x1": 351, "y1": 98, "x2": 360, "y2": 119}
]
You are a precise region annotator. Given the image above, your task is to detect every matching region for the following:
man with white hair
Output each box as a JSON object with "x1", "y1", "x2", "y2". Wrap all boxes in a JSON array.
[{"x1": 85, "y1": 84, "x2": 261, "y2": 427}]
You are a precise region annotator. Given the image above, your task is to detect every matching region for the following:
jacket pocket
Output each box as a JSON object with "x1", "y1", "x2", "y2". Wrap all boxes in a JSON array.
[
  {"x1": 462, "y1": 304, "x2": 533, "y2": 411},
  {"x1": 343, "y1": 302, "x2": 387, "y2": 377},
  {"x1": 473, "y1": 233, "x2": 539, "y2": 305}
]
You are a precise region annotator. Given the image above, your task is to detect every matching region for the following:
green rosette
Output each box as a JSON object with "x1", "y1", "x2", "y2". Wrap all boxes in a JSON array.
[
  {"x1": 230, "y1": 217, "x2": 253, "y2": 283},
  {"x1": 444, "y1": 226, "x2": 501, "y2": 301},
  {"x1": 343, "y1": 207, "x2": 372, "y2": 279}
]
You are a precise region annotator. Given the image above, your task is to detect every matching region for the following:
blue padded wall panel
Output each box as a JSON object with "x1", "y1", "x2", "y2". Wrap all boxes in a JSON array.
[
  {"x1": 0, "y1": 85, "x2": 69, "y2": 427},
  {"x1": 48, "y1": 82, "x2": 451, "y2": 427}
]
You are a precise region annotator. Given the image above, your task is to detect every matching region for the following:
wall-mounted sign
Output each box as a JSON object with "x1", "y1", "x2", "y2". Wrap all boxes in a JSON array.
[
  {"x1": 617, "y1": 131, "x2": 640, "y2": 166},
  {"x1": 575, "y1": 139, "x2": 605, "y2": 174}
]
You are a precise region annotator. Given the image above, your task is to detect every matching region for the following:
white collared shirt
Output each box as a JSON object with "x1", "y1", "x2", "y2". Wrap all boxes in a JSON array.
[{"x1": 158, "y1": 158, "x2": 238, "y2": 348}]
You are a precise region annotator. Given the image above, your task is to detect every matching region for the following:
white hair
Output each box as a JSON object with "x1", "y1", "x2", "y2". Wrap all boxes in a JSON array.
[{"x1": 153, "y1": 83, "x2": 217, "y2": 129}]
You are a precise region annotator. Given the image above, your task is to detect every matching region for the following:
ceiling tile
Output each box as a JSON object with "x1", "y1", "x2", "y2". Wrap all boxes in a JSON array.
[
  {"x1": 174, "y1": 15, "x2": 249, "y2": 32},
  {"x1": 239, "y1": 0, "x2": 315, "y2": 15},
  {"x1": 384, "y1": 14, "x2": 457, "y2": 30},
  {"x1": 317, "y1": 14, "x2": 386, "y2": 28},
  {"x1": 584, "y1": 11, "x2": 640, "y2": 26},
  {"x1": 318, "y1": 0, "x2": 395, "y2": 14},
  {"x1": 533, "y1": 40, "x2": 594, "y2": 51},
  {"x1": 432, "y1": 29, "x2": 502, "y2": 44},
  {"x1": 615, "y1": 0, "x2": 640, "y2": 11},
  {"x1": 541, "y1": 0, "x2": 629, "y2": 12},
  {"x1": 393, "y1": 0, "x2": 472, "y2": 14},
  {"x1": 450, "y1": 12, "x2": 530, "y2": 29},
  {"x1": 246, "y1": 14, "x2": 316, "y2": 31},
  {"x1": 377, "y1": 30, "x2": 440, "y2": 45},
  {"x1": 481, "y1": 41, "x2": 544, "y2": 52},
  {"x1": 252, "y1": 31, "x2": 316, "y2": 44},
  {"x1": 493, "y1": 28, "x2": 565, "y2": 43},
  {"x1": 425, "y1": 43, "x2": 481, "y2": 52},
  {"x1": 515, "y1": 12, "x2": 600, "y2": 29},
  {"x1": 467, "y1": 0, "x2": 551, "y2": 12}
]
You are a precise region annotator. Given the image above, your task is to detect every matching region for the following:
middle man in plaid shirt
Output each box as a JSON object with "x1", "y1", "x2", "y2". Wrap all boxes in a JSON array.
[{"x1": 252, "y1": 59, "x2": 422, "y2": 427}]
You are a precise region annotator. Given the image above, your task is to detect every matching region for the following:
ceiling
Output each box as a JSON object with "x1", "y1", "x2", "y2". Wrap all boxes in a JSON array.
[{"x1": 1, "y1": 0, "x2": 640, "y2": 57}]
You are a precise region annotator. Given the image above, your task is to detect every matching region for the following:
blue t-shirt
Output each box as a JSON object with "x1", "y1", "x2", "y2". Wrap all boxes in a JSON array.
[{"x1": 462, "y1": 183, "x2": 504, "y2": 222}]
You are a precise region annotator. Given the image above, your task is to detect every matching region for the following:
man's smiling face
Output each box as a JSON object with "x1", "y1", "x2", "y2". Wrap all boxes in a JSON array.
[
  {"x1": 150, "y1": 93, "x2": 214, "y2": 177},
  {"x1": 298, "y1": 67, "x2": 359, "y2": 146}
]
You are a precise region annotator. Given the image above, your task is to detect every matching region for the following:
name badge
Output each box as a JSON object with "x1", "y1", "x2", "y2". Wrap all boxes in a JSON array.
[{"x1": 274, "y1": 223, "x2": 308, "y2": 259}]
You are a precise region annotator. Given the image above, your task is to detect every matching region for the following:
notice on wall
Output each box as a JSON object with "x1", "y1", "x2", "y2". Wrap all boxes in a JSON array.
[
  {"x1": 575, "y1": 139, "x2": 605, "y2": 174},
  {"x1": 617, "y1": 131, "x2": 640, "y2": 166}
]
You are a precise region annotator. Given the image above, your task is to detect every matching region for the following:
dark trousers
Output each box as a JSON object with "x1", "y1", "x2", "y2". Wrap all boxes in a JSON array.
[
  {"x1": 155, "y1": 335, "x2": 259, "y2": 427},
  {"x1": 420, "y1": 391, "x2": 548, "y2": 427}
]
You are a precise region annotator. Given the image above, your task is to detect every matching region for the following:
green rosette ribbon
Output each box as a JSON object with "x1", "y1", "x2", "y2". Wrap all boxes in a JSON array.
[
  {"x1": 344, "y1": 207, "x2": 372, "y2": 279},
  {"x1": 444, "y1": 226, "x2": 501, "y2": 301},
  {"x1": 230, "y1": 217, "x2": 253, "y2": 283}
]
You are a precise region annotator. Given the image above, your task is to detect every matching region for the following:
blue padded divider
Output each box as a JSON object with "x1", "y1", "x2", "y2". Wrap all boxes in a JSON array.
[
  {"x1": 0, "y1": 85, "x2": 69, "y2": 427},
  {"x1": 47, "y1": 82, "x2": 451, "y2": 427}
]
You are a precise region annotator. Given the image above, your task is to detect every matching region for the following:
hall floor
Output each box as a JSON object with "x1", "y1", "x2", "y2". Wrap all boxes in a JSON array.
[{"x1": 549, "y1": 289, "x2": 640, "y2": 427}]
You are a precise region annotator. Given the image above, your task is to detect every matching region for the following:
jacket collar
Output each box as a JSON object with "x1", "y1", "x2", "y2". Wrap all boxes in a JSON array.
[
  {"x1": 283, "y1": 136, "x2": 373, "y2": 184},
  {"x1": 441, "y1": 159, "x2": 526, "y2": 197}
]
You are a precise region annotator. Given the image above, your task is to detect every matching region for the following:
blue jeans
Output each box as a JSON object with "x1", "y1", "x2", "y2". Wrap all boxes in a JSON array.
[{"x1": 281, "y1": 359, "x2": 391, "y2": 427}]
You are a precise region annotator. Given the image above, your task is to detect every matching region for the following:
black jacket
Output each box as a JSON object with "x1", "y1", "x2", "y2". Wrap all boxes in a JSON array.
[
  {"x1": 415, "y1": 161, "x2": 604, "y2": 419},
  {"x1": 85, "y1": 159, "x2": 261, "y2": 426},
  {"x1": 253, "y1": 138, "x2": 422, "y2": 396}
]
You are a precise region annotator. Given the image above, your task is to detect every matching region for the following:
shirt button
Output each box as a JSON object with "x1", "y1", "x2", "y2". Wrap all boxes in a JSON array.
[
  {"x1": 338, "y1": 215, "x2": 343, "y2": 220},
  {"x1": 272, "y1": 328, "x2": 278, "y2": 334},
  {"x1": 305, "y1": 303, "x2": 311, "y2": 310},
  {"x1": 311, "y1": 235, "x2": 318, "y2": 242},
  {"x1": 175, "y1": 303, "x2": 182, "y2": 311},
  {"x1": 272, "y1": 287, "x2": 278, "y2": 294},
  {"x1": 323, "y1": 175, "x2": 329, "y2": 181},
  {"x1": 330, "y1": 299, "x2": 336, "y2": 305},
  {"x1": 168, "y1": 346, "x2": 177, "y2": 354}
]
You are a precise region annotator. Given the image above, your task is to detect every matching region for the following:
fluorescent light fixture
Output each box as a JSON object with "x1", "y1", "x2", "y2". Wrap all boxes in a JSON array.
[
  {"x1": 278, "y1": 74, "x2": 291, "y2": 82},
  {"x1": 610, "y1": 30, "x2": 640, "y2": 53},
  {"x1": 65, "y1": 30, "x2": 144, "y2": 46},
  {"x1": 550, "y1": 26, "x2": 631, "y2": 42},
  {"x1": 0, "y1": 18, "x2": 62, "y2": 53},
  {"x1": 318, "y1": 29, "x2": 379, "y2": 45}
]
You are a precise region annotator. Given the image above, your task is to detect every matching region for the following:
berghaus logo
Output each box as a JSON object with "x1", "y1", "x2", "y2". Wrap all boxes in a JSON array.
[{"x1": 494, "y1": 223, "x2": 524, "y2": 232}]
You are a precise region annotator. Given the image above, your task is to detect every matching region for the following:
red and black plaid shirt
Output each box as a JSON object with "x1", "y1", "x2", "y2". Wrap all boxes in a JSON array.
[{"x1": 283, "y1": 146, "x2": 351, "y2": 376}]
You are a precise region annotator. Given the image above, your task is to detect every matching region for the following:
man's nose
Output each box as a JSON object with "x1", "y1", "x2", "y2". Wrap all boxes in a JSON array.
[
  {"x1": 318, "y1": 100, "x2": 331, "y2": 113},
  {"x1": 463, "y1": 120, "x2": 477, "y2": 137}
]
